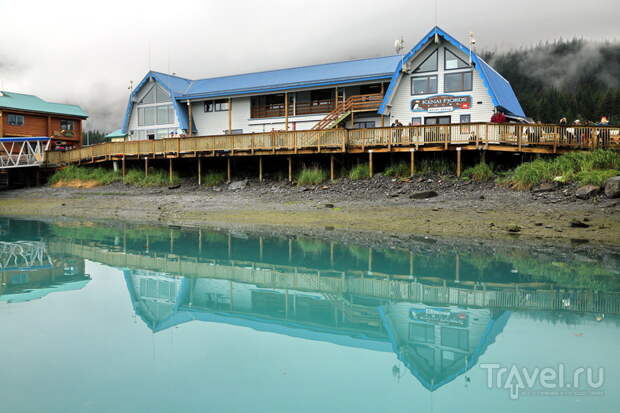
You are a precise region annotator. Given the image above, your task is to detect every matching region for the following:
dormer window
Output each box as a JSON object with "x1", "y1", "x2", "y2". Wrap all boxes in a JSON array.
[{"x1": 413, "y1": 50, "x2": 438, "y2": 73}]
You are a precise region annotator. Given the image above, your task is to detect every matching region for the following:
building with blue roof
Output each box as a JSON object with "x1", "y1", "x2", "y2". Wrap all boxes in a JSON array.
[{"x1": 121, "y1": 27, "x2": 525, "y2": 140}]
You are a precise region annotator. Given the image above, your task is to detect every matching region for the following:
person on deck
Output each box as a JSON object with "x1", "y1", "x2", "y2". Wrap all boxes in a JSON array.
[{"x1": 490, "y1": 110, "x2": 507, "y2": 123}]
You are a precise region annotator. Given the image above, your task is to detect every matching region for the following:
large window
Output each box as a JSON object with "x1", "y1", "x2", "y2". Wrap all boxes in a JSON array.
[
  {"x1": 60, "y1": 119, "x2": 74, "y2": 131},
  {"x1": 445, "y1": 49, "x2": 470, "y2": 70},
  {"x1": 413, "y1": 50, "x2": 438, "y2": 73},
  {"x1": 411, "y1": 75, "x2": 438, "y2": 95},
  {"x1": 138, "y1": 104, "x2": 174, "y2": 126},
  {"x1": 7, "y1": 114, "x2": 24, "y2": 126},
  {"x1": 409, "y1": 322, "x2": 435, "y2": 344},
  {"x1": 444, "y1": 72, "x2": 473, "y2": 92},
  {"x1": 440, "y1": 327, "x2": 469, "y2": 351},
  {"x1": 353, "y1": 121, "x2": 375, "y2": 129},
  {"x1": 141, "y1": 84, "x2": 169, "y2": 104}
]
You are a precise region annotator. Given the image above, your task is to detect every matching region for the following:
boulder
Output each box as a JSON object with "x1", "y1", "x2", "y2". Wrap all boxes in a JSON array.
[
  {"x1": 604, "y1": 176, "x2": 620, "y2": 198},
  {"x1": 570, "y1": 219, "x2": 590, "y2": 228},
  {"x1": 575, "y1": 185, "x2": 600, "y2": 200},
  {"x1": 228, "y1": 179, "x2": 248, "y2": 190},
  {"x1": 532, "y1": 183, "x2": 556, "y2": 193},
  {"x1": 409, "y1": 191, "x2": 438, "y2": 200}
]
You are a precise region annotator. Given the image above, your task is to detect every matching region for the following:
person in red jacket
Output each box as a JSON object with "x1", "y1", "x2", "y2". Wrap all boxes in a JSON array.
[{"x1": 490, "y1": 109, "x2": 507, "y2": 123}]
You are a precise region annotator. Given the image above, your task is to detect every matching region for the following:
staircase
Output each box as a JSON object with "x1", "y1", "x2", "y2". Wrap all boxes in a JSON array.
[{"x1": 311, "y1": 93, "x2": 384, "y2": 130}]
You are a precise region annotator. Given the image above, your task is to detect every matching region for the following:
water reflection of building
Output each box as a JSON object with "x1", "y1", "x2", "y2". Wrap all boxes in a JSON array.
[
  {"x1": 0, "y1": 241, "x2": 89, "y2": 303},
  {"x1": 124, "y1": 269, "x2": 509, "y2": 391},
  {"x1": 380, "y1": 303, "x2": 509, "y2": 391}
]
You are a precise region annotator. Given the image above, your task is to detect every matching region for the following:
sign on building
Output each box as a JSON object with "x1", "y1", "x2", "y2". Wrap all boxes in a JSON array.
[{"x1": 411, "y1": 95, "x2": 472, "y2": 113}]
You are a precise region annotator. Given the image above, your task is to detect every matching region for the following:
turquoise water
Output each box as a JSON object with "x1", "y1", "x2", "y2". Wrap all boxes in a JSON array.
[{"x1": 1, "y1": 218, "x2": 619, "y2": 412}]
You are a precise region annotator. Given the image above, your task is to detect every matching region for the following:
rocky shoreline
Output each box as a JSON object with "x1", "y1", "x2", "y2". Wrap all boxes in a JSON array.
[{"x1": 1, "y1": 174, "x2": 619, "y2": 249}]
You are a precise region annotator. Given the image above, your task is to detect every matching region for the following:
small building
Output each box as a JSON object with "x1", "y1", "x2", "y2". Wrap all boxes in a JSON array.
[
  {"x1": 0, "y1": 90, "x2": 88, "y2": 149},
  {"x1": 121, "y1": 26, "x2": 525, "y2": 140},
  {"x1": 104, "y1": 128, "x2": 127, "y2": 142}
]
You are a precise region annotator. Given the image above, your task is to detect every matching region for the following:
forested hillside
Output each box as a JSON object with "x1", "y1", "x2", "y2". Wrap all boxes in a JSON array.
[{"x1": 483, "y1": 39, "x2": 620, "y2": 124}]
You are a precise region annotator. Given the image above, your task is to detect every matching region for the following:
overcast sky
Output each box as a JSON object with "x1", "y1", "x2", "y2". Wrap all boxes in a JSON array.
[{"x1": 1, "y1": 0, "x2": 618, "y2": 131}]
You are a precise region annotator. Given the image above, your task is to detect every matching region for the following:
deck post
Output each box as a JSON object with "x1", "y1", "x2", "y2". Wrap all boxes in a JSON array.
[
  {"x1": 121, "y1": 156, "x2": 126, "y2": 178},
  {"x1": 144, "y1": 157, "x2": 148, "y2": 177},
  {"x1": 228, "y1": 98, "x2": 232, "y2": 134},
  {"x1": 456, "y1": 147, "x2": 462, "y2": 178},
  {"x1": 197, "y1": 157, "x2": 202, "y2": 186},
  {"x1": 285, "y1": 92, "x2": 289, "y2": 131},
  {"x1": 330, "y1": 155, "x2": 335, "y2": 181},
  {"x1": 288, "y1": 156, "x2": 292, "y2": 182},
  {"x1": 410, "y1": 148, "x2": 415, "y2": 177},
  {"x1": 187, "y1": 101, "x2": 193, "y2": 137},
  {"x1": 259, "y1": 156, "x2": 263, "y2": 183},
  {"x1": 368, "y1": 150, "x2": 373, "y2": 177},
  {"x1": 169, "y1": 158, "x2": 173, "y2": 183},
  {"x1": 227, "y1": 157, "x2": 232, "y2": 183}
]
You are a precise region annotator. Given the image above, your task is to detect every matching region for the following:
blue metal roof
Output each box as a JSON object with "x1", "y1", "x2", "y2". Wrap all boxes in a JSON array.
[
  {"x1": 181, "y1": 55, "x2": 401, "y2": 99},
  {"x1": 379, "y1": 26, "x2": 526, "y2": 118}
]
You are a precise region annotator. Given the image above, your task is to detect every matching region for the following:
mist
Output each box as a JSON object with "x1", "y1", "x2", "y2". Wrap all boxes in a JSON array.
[{"x1": 0, "y1": 0, "x2": 619, "y2": 131}]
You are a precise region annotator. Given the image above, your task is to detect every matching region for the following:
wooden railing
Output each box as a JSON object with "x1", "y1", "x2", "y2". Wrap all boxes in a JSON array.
[{"x1": 44, "y1": 123, "x2": 620, "y2": 166}]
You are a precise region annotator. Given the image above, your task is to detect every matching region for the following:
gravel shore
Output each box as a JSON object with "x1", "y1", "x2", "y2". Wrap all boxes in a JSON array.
[{"x1": 1, "y1": 174, "x2": 619, "y2": 250}]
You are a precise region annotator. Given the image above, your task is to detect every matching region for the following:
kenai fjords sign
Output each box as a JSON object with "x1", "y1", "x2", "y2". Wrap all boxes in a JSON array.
[{"x1": 411, "y1": 95, "x2": 472, "y2": 113}]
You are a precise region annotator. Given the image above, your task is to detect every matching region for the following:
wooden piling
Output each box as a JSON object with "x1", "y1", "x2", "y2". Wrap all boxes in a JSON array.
[
  {"x1": 144, "y1": 157, "x2": 148, "y2": 177},
  {"x1": 288, "y1": 156, "x2": 292, "y2": 182},
  {"x1": 169, "y1": 158, "x2": 173, "y2": 183},
  {"x1": 121, "y1": 156, "x2": 126, "y2": 178},
  {"x1": 410, "y1": 149, "x2": 415, "y2": 177},
  {"x1": 456, "y1": 147, "x2": 462, "y2": 178},
  {"x1": 259, "y1": 156, "x2": 263, "y2": 182},
  {"x1": 368, "y1": 151, "x2": 373, "y2": 177},
  {"x1": 227, "y1": 157, "x2": 232, "y2": 183},
  {"x1": 197, "y1": 157, "x2": 202, "y2": 186},
  {"x1": 330, "y1": 155, "x2": 335, "y2": 181}
]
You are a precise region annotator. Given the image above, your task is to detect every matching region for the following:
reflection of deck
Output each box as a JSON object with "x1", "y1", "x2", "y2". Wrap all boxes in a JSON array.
[
  {"x1": 45, "y1": 123, "x2": 620, "y2": 167},
  {"x1": 50, "y1": 240, "x2": 620, "y2": 314}
]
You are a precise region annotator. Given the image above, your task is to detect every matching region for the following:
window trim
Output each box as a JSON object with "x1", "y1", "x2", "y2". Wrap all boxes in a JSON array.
[
  {"x1": 444, "y1": 71, "x2": 473, "y2": 93},
  {"x1": 411, "y1": 74, "x2": 438, "y2": 96},
  {"x1": 413, "y1": 49, "x2": 438, "y2": 74},
  {"x1": 444, "y1": 49, "x2": 470, "y2": 71}
]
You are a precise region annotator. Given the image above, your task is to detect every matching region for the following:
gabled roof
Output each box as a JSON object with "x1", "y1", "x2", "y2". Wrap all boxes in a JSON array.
[
  {"x1": 379, "y1": 26, "x2": 526, "y2": 118},
  {"x1": 122, "y1": 71, "x2": 193, "y2": 133},
  {"x1": 0, "y1": 91, "x2": 88, "y2": 118}
]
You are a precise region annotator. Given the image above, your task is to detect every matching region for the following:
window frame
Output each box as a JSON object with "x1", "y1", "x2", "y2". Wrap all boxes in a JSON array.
[
  {"x1": 60, "y1": 119, "x2": 75, "y2": 131},
  {"x1": 353, "y1": 121, "x2": 376, "y2": 129},
  {"x1": 413, "y1": 49, "x2": 438, "y2": 74},
  {"x1": 444, "y1": 49, "x2": 470, "y2": 71},
  {"x1": 411, "y1": 117, "x2": 422, "y2": 126},
  {"x1": 444, "y1": 71, "x2": 473, "y2": 93},
  {"x1": 214, "y1": 99, "x2": 229, "y2": 112},
  {"x1": 8, "y1": 114, "x2": 25, "y2": 126},
  {"x1": 411, "y1": 75, "x2": 438, "y2": 96}
]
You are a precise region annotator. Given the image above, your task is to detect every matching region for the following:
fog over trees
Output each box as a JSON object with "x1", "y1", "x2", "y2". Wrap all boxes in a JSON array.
[{"x1": 484, "y1": 39, "x2": 620, "y2": 125}]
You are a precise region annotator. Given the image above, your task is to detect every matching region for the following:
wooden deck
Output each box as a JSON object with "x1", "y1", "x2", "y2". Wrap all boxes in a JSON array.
[{"x1": 45, "y1": 123, "x2": 620, "y2": 167}]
